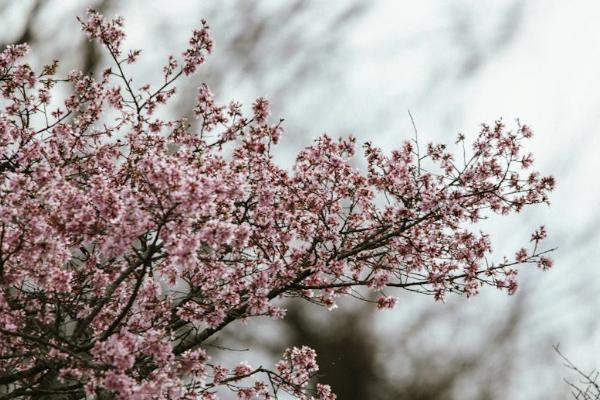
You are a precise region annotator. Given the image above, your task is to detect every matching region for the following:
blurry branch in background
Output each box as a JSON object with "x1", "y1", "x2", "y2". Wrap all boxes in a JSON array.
[
  {"x1": 240, "y1": 292, "x2": 529, "y2": 400},
  {"x1": 0, "y1": 0, "x2": 368, "y2": 86},
  {"x1": 175, "y1": 0, "x2": 370, "y2": 126},
  {"x1": 283, "y1": 303, "x2": 381, "y2": 400},
  {"x1": 411, "y1": 0, "x2": 527, "y2": 109},
  {"x1": 0, "y1": 0, "x2": 110, "y2": 74},
  {"x1": 203, "y1": 0, "x2": 368, "y2": 94},
  {"x1": 555, "y1": 345, "x2": 600, "y2": 400},
  {"x1": 376, "y1": 293, "x2": 528, "y2": 400},
  {"x1": 0, "y1": 0, "x2": 41, "y2": 47},
  {"x1": 449, "y1": 0, "x2": 525, "y2": 78}
]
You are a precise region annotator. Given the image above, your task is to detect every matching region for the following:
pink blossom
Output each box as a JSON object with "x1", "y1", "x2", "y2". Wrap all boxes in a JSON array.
[
  {"x1": 252, "y1": 97, "x2": 271, "y2": 124},
  {"x1": 212, "y1": 365, "x2": 229, "y2": 385},
  {"x1": 538, "y1": 256, "x2": 554, "y2": 270},
  {"x1": 182, "y1": 19, "x2": 213, "y2": 75},
  {"x1": 233, "y1": 361, "x2": 253, "y2": 378},
  {"x1": 0, "y1": 10, "x2": 555, "y2": 400},
  {"x1": 376, "y1": 295, "x2": 398, "y2": 310}
]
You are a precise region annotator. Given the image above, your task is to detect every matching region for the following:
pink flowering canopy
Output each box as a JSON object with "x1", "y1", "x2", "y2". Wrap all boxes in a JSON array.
[{"x1": 0, "y1": 9, "x2": 555, "y2": 400}]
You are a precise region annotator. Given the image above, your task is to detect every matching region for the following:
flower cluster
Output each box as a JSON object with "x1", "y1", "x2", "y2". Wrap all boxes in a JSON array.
[
  {"x1": 79, "y1": 8, "x2": 126, "y2": 55},
  {"x1": 0, "y1": 9, "x2": 554, "y2": 400},
  {"x1": 182, "y1": 19, "x2": 213, "y2": 75}
]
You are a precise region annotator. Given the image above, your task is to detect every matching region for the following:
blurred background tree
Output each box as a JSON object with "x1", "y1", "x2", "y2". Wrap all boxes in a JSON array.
[{"x1": 2, "y1": 1, "x2": 597, "y2": 398}]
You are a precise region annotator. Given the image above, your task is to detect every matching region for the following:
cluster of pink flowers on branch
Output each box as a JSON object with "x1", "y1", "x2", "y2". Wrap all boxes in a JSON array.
[{"x1": 0, "y1": 8, "x2": 554, "y2": 400}]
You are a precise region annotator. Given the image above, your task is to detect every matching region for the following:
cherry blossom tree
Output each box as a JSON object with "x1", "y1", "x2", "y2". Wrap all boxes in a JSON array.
[{"x1": 0, "y1": 9, "x2": 555, "y2": 400}]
